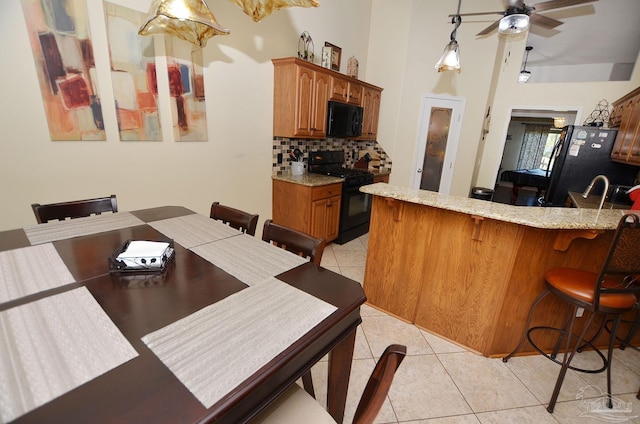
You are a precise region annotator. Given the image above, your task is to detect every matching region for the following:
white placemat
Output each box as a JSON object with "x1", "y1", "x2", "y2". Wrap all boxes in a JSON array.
[
  {"x1": 142, "y1": 277, "x2": 337, "y2": 408},
  {"x1": 0, "y1": 243, "x2": 75, "y2": 304},
  {"x1": 191, "y1": 234, "x2": 308, "y2": 286},
  {"x1": 148, "y1": 214, "x2": 241, "y2": 248},
  {"x1": 0, "y1": 288, "x2": 138, "y2": 423},
  {"x1": 24, "y1": 212, "x2": 145, "y2": 245}
]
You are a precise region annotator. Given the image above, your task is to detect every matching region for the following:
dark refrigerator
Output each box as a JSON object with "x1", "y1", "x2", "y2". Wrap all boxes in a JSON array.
[{"x1": 542, "y1": 125, "x2": 638, "y2": 206}]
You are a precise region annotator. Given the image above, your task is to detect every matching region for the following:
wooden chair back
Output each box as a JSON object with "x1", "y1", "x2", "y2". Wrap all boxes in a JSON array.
[
  {"x1": 210, "y1": 202, "x2": 259, "y2": 236},
  {"x1": 31, "y1": 195, "x2": 118, "y2": 224},
  {"x1": 261, "y1": 219, "x2": 325, "y2": 265},
  {"x1": 352, "y1": 344, "x2": 406, "y2": 424}
]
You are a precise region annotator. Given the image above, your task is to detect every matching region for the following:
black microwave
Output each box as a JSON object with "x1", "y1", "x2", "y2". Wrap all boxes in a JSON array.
[{"x1": 326, "y1": 101, "x2": 363, "y2": 138}]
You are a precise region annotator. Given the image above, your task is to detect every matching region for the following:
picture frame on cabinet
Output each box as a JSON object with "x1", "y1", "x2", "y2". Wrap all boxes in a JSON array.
[{"x1": 324, "y1": 42, "x2": 341, "y2": 72}]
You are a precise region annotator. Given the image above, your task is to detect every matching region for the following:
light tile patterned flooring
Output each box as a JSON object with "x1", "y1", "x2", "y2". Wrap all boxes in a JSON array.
[{"x1": 312, "y1": 233, "x2": 640, "y2": 424}]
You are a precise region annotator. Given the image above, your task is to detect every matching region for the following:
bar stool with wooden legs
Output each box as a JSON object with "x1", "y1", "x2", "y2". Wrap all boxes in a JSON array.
[{"x1": 503, "y1": 213, "x2": 640, "y2": 413}]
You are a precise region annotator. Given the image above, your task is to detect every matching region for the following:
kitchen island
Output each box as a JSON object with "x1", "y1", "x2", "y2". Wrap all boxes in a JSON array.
[{"x1": 360, "y1": 183, "x2": 637, "y2": 357}]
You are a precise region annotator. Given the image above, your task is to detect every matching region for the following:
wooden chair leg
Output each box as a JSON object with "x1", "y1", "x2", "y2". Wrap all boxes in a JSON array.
[{"x1": 301, "y1": 370, "x2": 315, "y2": 399}]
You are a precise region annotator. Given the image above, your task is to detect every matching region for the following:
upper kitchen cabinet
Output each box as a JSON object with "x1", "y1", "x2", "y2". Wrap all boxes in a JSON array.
[
  {"x1": 610, "y1": 86, "x2": 640, "y2": 166},
  {"x1": 272, "y1": 57, "x2": 383, "y2": 140},
  {"x1": 273, "y1": 58, "x2": 330, "y2": 138},
  {"x1": 358, "y1": 85, "x2": 382, "y2": 141}
]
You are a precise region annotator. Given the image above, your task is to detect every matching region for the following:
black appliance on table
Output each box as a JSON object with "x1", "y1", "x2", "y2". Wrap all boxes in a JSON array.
[
  {"x1": 542, "y1": 125, "x2": 638, "y2": 207},
  {"x1": 308, "y1": 150, "x2": 374, "y2": 244}
]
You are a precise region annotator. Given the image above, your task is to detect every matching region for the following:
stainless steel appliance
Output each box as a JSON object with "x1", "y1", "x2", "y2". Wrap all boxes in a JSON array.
[
  {"x1": 308, "y1": 150, "x2": 374, "y2": 244},
  {"x1": 542, "y1": 125, "x2": 638, "y2": 207}
]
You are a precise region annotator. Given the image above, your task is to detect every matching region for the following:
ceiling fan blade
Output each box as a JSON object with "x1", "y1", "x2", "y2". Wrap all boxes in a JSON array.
[
  {"x1": 476, "y1": 20, "x2": 500, "y2": 36},
  {"x1": 530, "y1": 0, "x2": 598, "y2": 13},
  {"x1": 529, "y1": 13, "x2": 564, "y2": 29},
  {"x1": 448, "y1": 11, "x2": 504, "y2": 17}
]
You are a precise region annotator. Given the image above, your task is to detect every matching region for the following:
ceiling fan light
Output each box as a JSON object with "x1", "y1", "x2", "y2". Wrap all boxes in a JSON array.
[
  {"x1": 435, "y1": 40, "x2": 461, "y2": 73},
  {"x1": 138, "y1": 0, "x2": 230, "y2": 48},
  {"x1": 518, "y1": 70, "x2": 531, "y2": 83},
  {"x1": 498, "y1": 14, "x2": 529, "y2": 34}
]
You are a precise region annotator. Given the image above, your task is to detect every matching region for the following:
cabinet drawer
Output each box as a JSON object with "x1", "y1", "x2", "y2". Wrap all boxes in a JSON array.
[{"x1": 311, "y1": 183, "x2": 342, "y2": 201}]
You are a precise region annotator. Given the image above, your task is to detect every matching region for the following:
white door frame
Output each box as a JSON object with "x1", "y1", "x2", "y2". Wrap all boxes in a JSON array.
[{"x1": 411, "y1": 94, "x2": 466, "y2": 194}]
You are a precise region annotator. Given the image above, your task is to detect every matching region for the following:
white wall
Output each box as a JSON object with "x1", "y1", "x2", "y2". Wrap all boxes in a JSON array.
[{"x1": 0, "y1": 0, "x2": 371, "y2": 230}]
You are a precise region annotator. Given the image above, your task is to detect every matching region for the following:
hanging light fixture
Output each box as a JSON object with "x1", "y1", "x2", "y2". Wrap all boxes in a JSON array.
[
  {"x1": 138, "y1": 0, "x2": 230, "y2": 48},
  {"x1": 518, "y1": 45, "x2": 532, "y2": 83},
  {"x1": 228, "y1": 0, "x2": 319, "y2": 23},
  {"x1": 498, "y1": 1, "x2": 530, "y2": 35},
  {"x1": 435, "y1": 0, "x2": 462, "y2": 73}
]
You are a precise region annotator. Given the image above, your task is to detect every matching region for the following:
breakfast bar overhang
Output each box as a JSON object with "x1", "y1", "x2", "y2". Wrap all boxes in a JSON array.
[{"x1": 361, "y1": 183, "x2": 638, "y2": 357}]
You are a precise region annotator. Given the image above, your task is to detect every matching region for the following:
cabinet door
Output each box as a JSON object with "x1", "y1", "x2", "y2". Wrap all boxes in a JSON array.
[
  {"x1": 311, "y1": 71, "x2": 330, "y2": 136},
  {"x1": 325, "y1": 195, "x2": 341, "y2": 241},
  {"x1": 329, "y1": 76, "x2": 349, "y2": 103},
  {"x1": 611, "y1": 96, "x2": 640, "y2": 163},
  {"x1": 294, "y1": 66, "x2": 315, "y2": 136},
  {"x1": 347, "y1": 82, "x2": 363, "y2": 105},
  {"x1": 359, "y1": 86, "x2": 381, "y2": 140},
  {"x1": 310, "y1": 198, "x2": 328, "y2": 239}
]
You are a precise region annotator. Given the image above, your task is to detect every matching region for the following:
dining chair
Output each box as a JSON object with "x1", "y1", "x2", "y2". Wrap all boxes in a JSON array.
[
  {"x1": 252, "y1": 344, "x2": 407, "y2": 424},
  {"x1": 503, "y1": 213, "x2": 640, "y2": 413},
  {"x1": 262, "y1": 218, "x2": 327, "y2": 397},
  {"x1": 210, "y1": 201, "x2": 259, "y2": 236},
  {"x1": 261, "y1": 219, "x2": 325, "y2": 266},
  {"x1": 31, "y1": 195, "x2": 118, "y2": 224}
]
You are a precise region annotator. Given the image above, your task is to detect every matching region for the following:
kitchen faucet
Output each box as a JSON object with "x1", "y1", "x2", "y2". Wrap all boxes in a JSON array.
[{"x1": 582, "y1": 175, "x2": 610, "y2": 216}]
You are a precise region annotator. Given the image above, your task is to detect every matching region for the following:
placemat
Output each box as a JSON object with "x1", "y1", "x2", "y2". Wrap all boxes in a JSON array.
[
  {"x1": 0, "y1": 288, "x2": 138, "y2": 423},
  {"x1": 148, "y1": 213, "x2": 241, "y2": 248},
  {"x1": 141, "y1": 277, "x2": 337, "y2": 409},
  {"x1": 191, "y1": 234, "x2": 308, "y2": 286},
  {"x1": 0, "y1": 243, "x2": 75, "y2": 304},
  {"x1": 24, "y1": 212, "x2": 145, "y2": 245}
]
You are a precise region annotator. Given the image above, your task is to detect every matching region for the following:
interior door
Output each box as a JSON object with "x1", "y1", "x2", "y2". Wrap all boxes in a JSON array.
[{"x1": 412, "y1": 95, "x2": 465, "y2": 194}]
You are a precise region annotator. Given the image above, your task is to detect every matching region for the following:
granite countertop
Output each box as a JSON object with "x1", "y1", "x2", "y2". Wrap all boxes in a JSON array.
[
  {"x1": 567, "y1": 191, "x2": 631, "y2": 210},
  {"x1": 272, "y1": 172, "x2": 344, "y2": 187},
  {"x1": 361, "y1": 183, "x2": 633, "y2": 230}
]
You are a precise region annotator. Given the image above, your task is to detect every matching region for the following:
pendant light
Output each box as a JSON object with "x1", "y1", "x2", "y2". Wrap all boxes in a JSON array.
[
  {"x1": 519, "y1": 46, "x2": 532, "y2": 83},
  {"x1": 435, "y1": 0, "x2": 462, "y2": 73},
  {"x1": 138, "y1": 0, "x2": 230, "y2": 48}
]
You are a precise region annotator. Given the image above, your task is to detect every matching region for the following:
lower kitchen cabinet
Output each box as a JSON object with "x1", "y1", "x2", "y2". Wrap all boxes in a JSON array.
[{"x1": 272, "y1": 180, "x2": 342, "y2": 242}]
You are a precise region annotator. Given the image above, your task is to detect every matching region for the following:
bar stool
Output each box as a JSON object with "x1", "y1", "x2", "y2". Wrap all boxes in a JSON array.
[{"x1": 503, "y1": 213, "x2": 640, "y2": 413}]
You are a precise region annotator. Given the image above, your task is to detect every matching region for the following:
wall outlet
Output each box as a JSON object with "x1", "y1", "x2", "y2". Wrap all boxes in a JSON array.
[
  {"x1": 576, "y1": 307, "x2": 584, "y2": 317},
  {"x1": 277, "y1": 153, "x2": 283, "y2": 164}
]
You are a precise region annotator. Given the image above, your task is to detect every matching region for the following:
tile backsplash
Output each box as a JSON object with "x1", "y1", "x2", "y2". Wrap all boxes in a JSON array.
[{"x1": 272, "y1": 137, "x2": 392, "y2": 174}]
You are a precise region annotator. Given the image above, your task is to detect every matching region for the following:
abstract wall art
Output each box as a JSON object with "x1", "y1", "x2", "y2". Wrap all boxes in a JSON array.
[
  {"x1": 104, "y1": 2, "x2": 162, "y2": 141},
  {"x1": 21, "y1": 0, "x2": 106, "y2": 141},
  {"x1": 165, "y1": 38, "x2": 208, "y2": 141}
]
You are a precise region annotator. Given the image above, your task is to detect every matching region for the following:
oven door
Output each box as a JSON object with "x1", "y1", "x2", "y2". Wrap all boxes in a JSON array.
[{"x1": 337, "y1": 184, "x2": 371, "y2": 244}]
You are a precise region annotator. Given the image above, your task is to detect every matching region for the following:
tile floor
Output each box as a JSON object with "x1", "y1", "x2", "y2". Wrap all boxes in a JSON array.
[{"x1": 310, "y1": 233, "x2": 640, "y2": 424}]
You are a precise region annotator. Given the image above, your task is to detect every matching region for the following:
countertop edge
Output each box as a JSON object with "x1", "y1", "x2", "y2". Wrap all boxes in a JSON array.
[{"x1": 361, "y1": 183, "x2": 630, "y2": 230}]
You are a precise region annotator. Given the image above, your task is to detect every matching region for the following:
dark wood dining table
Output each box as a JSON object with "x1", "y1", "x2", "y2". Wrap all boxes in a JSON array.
[{"x1": 0, "y1": 206, "x2": 366, "y2": 423}]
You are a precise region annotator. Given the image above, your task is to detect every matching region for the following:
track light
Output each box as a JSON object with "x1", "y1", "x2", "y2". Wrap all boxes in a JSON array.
[{"x1": 519, "y1": 45, "x2": 532, "y2": 83}]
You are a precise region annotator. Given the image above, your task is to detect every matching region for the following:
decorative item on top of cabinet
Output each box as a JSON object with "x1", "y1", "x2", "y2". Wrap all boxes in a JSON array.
[
  {"x1": 324, "y1": 42, "x2": 341, "y2": 72},
  {"x1": 297, "y1": 31, "x2": 314, "y2": 62},
  {"x1": 272, "y1": 57, "x2": 330, "y2": 138},
  {"x1": 272, "y1": 180, "x2": 342, "y2": 242},
  {"x1": 347, "y1": 56, "x2": 359, "y2": 78},
  {"x1": 610, "y1": 86, "x2": 640, "y2": 166}
]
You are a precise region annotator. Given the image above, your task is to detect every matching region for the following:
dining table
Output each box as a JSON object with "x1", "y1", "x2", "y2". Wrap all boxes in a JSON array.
[{"x1": 0, "y1": 206, "x2": 366, "y2": 423}]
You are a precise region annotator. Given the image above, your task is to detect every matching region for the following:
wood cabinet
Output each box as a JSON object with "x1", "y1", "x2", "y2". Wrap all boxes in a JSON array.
[
  {"x1": 610, "y1": 86, "x2": 640, "y2": 165},
  {"x1": 272, "y1": 180, "x2": 342, "y2": 242},
  {"x1": 272, "y1": 57, "x2": 382, "y2": 140},
  {"x1": 359, "y1": 85, "x2": 382, "y2": 141},
  {"x1": 273, "y1": 58, "x2": 330, "y2": 138}
]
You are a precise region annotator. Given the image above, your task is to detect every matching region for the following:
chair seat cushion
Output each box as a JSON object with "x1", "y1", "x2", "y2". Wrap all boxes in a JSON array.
[
  {"x1": 545, "y1": 268, "x2": 637, "y2": 311},
  {"x1": 251, "y1": 384, "x2": 336, "y2": 424}
]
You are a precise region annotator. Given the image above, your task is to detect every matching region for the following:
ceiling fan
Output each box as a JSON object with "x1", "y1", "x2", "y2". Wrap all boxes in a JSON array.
[{"x1": 450, "y1": 0, "x2": 599, "y2": 36}]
